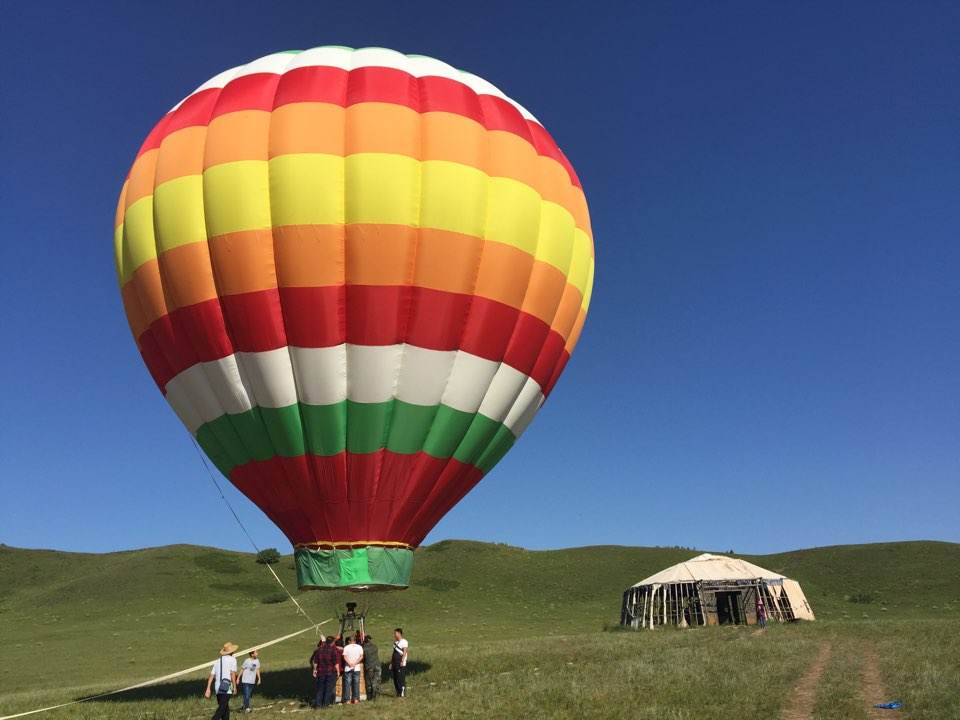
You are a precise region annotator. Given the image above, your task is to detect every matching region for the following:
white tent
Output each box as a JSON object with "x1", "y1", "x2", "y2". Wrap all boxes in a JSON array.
[
  {"x1": 633, "y1": 553, "x2": 787, "y2": 586},
  {"x1": 620, "y1": 553, "x2": 815, "y2": 628}
]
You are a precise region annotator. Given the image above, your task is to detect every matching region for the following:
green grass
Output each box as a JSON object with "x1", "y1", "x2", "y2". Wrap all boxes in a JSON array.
[{"x1": 1, "y1": 540, "x2": 958, "y2": 719}]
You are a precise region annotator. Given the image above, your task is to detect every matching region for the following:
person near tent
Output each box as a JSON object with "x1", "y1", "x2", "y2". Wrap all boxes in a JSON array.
[
  {"x1": 391, "y1": 628, "x2": 409, "y2": 698},
  {"x1": 311, "y1": 636, "x2": 340, "y2": 708},
  {"x1": 239, "y1": 649, "x2": 261, "y2": 713},
  {"x1": 204, "y1": 642, "x2": 239, "y2": 720},
  {"x1": 756, "y1": 596, "x2": 768, "y2": 629},
  {"x1": 341, "y1": 635, "x2": 364, "y2": 704},
  {"x1": 363, "y1": 635, "x2": 381, "y2": 700}
]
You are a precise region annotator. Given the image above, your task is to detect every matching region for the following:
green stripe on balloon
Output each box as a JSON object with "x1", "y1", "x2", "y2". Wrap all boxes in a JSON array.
[{"x1": 195, "y1": 399, "x2": 517, "y2": 476}]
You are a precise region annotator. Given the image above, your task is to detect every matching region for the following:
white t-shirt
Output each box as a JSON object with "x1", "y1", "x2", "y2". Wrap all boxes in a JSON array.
[
  {"x1": 342, "y1": 643, "x2": 364, "y2": 672},
  {"x1": 393, "y1": 638, "x2": 409, "y2": 667},
  {"x1": 241, "y1": 658, "x2": 260, "y2": 684},
  {"x1": 211, "y1": 655, "x2": 238, "y2": 694}
]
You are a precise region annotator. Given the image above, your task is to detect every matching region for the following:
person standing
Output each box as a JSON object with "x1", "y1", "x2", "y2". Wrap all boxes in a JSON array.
[
  {"x1": 362, "y1": 635, "x2": 381, "y2": 700},
  {"x1": 341, "y1": 635, "x2": 364, "y2": 704},
  {"x1": 239, "y1": 649, "x2": 261, "y2": 713},
  {"x1": 310, "y1": 637, "x2": 339, "y2": 709},
  {"x1": 390, "y1": 628, "x2": 409, "y2": 698},
  {"x1": 204, "y1": 642, "x2": 239, "y2": 720},
  {"x1": 756, "y1": 597, "x2": 768, "y2": 629}
]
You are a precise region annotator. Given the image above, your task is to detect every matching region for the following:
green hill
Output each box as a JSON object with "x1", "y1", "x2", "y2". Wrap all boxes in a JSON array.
[{"x1": 1, "y1": 540, "x2": 958, "y2": 719}]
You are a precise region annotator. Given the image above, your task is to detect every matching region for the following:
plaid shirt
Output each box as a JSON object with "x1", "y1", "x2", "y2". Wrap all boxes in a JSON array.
[{"x1": 311, "y1": 644, "x2": 339, "y2": 675}]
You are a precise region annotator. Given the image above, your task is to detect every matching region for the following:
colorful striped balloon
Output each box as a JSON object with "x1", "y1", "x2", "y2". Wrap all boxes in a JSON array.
[{"x1": 114, "y1": 47, "x2": 594, "y2": 589}]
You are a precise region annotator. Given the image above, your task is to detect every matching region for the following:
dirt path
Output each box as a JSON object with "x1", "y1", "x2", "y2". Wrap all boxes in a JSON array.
[
  {"x1": 780, "y1": 641, "x2": 833, "y2": 720},
  {"x1": 861, "y1": 644, "x2": 892, "y2": 719}
]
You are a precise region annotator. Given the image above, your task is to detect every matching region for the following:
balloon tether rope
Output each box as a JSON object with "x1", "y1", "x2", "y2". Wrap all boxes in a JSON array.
[{"x1": 189, "y1": 437, "x2": 317, "y2": 627}]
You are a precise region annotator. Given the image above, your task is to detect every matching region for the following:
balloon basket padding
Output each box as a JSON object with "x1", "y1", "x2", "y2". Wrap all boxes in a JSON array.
[{"x1": 294, "y1": 545, "x2": 414, "y2": 590}]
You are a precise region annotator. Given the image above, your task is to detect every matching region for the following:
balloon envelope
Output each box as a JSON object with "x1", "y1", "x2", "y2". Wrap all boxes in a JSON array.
[{"x1": 114, "y1": 47, "x2": 594, "y2": 589}]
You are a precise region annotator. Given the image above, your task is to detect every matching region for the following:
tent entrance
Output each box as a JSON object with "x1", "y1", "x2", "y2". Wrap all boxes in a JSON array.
[{"x1": 715, "y1": 591, "x2": 743, "y2": 625}]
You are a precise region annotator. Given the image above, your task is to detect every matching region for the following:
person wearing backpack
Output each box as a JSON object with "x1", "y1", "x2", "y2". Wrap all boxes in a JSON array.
[{"x1": 204, "y1": 642, "x2": 239, "y2": 720}]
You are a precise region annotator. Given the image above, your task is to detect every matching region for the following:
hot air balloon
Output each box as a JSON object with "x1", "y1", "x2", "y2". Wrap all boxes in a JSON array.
[{"x1": 114, "y1": 47, "x2": 594, "y2": 590}]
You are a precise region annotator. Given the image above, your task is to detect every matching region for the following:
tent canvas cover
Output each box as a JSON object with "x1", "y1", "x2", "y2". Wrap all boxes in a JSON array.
[{"x1": 621, "y1": 553, "x2": 814, "y2": 628}]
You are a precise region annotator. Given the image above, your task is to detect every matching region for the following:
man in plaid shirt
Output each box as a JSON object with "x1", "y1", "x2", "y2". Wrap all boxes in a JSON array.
[{"x1": 311, "y1": 637, "x2": 340, "y2": 708}]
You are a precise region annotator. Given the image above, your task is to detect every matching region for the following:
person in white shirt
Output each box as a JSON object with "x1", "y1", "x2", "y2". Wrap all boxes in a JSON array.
[
  {"x1": 341, "y1": 636, "x2": 364, "y2": 704},
  {"x1": 204, "y1": 642, "x2": 239, "y2": 720},
  {"x1": 239, "y1": 649, "x2": 262, "y2": 713},
  {"x1": 391, "y1": 628, "x2": 409, "y2": 698}
]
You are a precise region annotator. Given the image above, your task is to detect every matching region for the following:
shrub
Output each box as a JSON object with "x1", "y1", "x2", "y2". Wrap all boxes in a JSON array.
[
  {"x1": 255, "y1": 548, "x2": 281, "y2": 565},
  {"x1": 847, "y1": 591, "x2": 875, "y2": 604},
  {"x1": 261, "y1": 592, "x2": 288, "y2": 604}
]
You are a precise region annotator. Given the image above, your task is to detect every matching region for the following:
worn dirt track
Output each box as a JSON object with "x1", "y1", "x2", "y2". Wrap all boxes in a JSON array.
[
  {"x1": 861, "y1": 644, "x2": 892, "y2": 719},
  {"x1": 780, "y1": 642, "x2": 833, "y2": 720}
]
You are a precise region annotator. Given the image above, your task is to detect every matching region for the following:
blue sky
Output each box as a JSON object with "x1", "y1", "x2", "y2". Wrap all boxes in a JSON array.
[{"x1": 1, "y1": 1, "x2": 957, "y2": 556}]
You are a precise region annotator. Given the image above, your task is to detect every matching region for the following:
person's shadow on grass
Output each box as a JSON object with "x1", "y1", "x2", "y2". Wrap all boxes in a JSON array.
[{"x1": 96, "y1": 662, "x2": 432, "y2": 704}]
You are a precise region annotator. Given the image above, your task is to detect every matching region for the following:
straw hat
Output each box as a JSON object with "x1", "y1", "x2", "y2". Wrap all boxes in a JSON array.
[{"x1": 220, "y1": 642, "x2": 239, "y2": 655}]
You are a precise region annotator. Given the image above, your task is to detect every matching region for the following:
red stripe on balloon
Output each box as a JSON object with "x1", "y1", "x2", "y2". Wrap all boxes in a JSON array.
[
  {"x1": 132, "y1": 66, "x2": 579, "y2": 188},
  {"x1": 229, "y1": 451, "x2": 483, "y2": 546},
  {"x1": 137, "y1": 286, "x2": 561, "y2": 392}
]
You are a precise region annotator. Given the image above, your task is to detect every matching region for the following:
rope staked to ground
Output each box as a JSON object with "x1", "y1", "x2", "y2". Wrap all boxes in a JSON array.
[
  {"x1": 0, "y1": 619, "x2": 333, "y2": 720},
  {"x1": 0, "y1": 438, "x2": 326, "y2": 720}
]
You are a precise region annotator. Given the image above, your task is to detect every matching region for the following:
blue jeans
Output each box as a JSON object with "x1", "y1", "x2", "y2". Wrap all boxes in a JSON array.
[
  {"x1": 314, "y1": 674, "x2": 336, "y2": 708},
  {"x1": 240, "y1": 682, "x2": 254, "y2": 709},
  {"x1": 342, "y1": 671, "x2": 360, "y2": 702}
]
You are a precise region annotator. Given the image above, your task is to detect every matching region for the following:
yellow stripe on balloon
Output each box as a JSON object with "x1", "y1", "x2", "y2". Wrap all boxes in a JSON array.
[
  {"x1": 535, "y1": 201, "x2": 576, "y2": 275},
  {"x1": 113, "y1": 224, "x2": 125, "y2": 282},
  {"x1": 344, "y1": 153, "x2": 420, "y2": 226},
  {"x1": 122, "y1": 195, "x2": 158, "y2": 274},
  {"x1": 269, "y1": 154, "x2": 346, "y2": 226},
  {"x1": 485, "y1": 176, "x2": 541, "y2": 256},
  {"x1": 420, "y1": 160, "x2": 487, "y2": 238},
  {"x1": 582, "y1": 257, "x2": 595, "y2": 311},
  {"x1": 566, "y1": 229, "x2": 593, "y2": 300},
  {"x1": 117, "y1": 154, "x2": 594, "y2": 288},
  {"x1": 202, "y1": 160, "x2": 272, "y2": 237},
  {"x1": 153, "y1": 175, "x2": 207, "y2": 253}
]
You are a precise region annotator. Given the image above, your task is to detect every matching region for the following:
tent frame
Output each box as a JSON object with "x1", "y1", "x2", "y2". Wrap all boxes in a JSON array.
[{"x1": 620, "y1": 578, "x2": 800, "y2": 629}]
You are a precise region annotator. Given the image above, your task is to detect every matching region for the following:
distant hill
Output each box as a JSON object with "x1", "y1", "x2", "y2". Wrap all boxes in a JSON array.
[
  {"x1": 3, "y1": 539, "x2": 958, "y2": 629},
  {"x1": 2, "y1": 539, "x2": 958, "y2": 705}
]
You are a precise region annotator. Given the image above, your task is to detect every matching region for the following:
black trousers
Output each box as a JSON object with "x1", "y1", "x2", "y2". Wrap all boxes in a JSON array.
[
  {"x1": 391, "y1": 665, "x2": 406, "y2": 697},
  {"x1": 212, "y1": 692, "x2": 231, "y2": 719}
]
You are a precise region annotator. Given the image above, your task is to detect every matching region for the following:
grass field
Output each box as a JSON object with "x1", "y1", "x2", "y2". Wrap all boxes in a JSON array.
[{"x1": 1, "y1": 540, "x2": 958, "y2": 719}]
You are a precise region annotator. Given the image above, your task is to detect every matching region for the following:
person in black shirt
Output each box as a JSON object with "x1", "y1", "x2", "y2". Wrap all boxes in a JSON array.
[{"x1": 362, "y1": 635, "x2": 381, "y2": 700}]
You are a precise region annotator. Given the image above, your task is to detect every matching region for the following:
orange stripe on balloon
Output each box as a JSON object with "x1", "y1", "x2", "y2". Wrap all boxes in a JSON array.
[
  {"x1": 121, "y1": 225, "x2": 585, "y2": 336},
  {"x1": 204, "y1": 110, "x2": 271, "y2": 165},
  {"x1": 566, "y1": 307, "x2": 587, "y2": 353},
  {"x1": 411, "y1": 228, "x2": 484, "y2": 296},
  {"x1": 124, "y1": 258, "x2": 169, "y2": 337},
  {"x1": 274, "y1": 224, "x2": 345, "y2": 287},
  {"x1": 157, "y1": 241, "x2": 219, "y2": 309},
  {"x1": 155, "y1": 125, "x2": 206, "y2": 186},
  {"x1": 125, "y1": 149, "x2": 158, "y2": 212},
  {"x1": 120, "y1": 278, "x2": 150, "y2": 340},
  {"x1": 114, "y1": 180, "x2": 128, "y2": 229},
  {"x1": 208, "y1": 229, "x2": 278, "y2": 297},
  {"x1": 268, "y1": 102, "x2": 346, "y2": 156},
  {"x1": 473, "y1": 241, "x2": 534, "y2": 310},
  {"x1": 521, "y1": 262, "x2": 568, "y2": 324},
  {"x1": 344, "y1": 224, "x2": 417, "y2": 286},
  {"x1": 550, "y1": 285, "x2": 583, "y2": 338}
]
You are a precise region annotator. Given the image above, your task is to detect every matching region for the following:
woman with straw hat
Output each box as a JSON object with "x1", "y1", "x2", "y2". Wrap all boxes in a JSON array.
[{"x1": 204, "y1": 642, "x2": 239, "y2": 719}]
